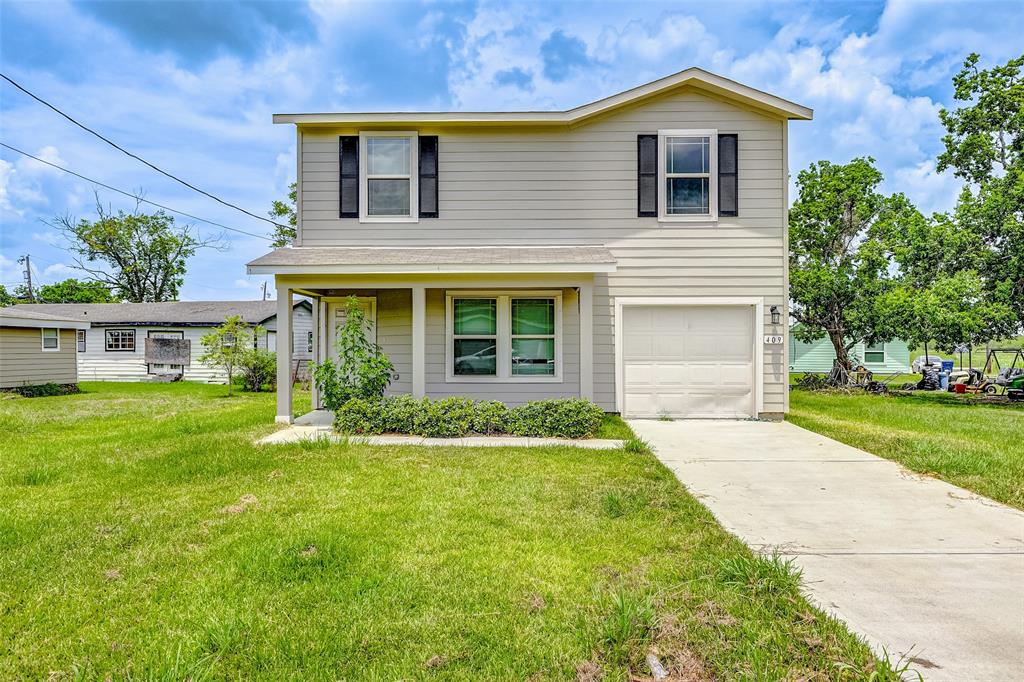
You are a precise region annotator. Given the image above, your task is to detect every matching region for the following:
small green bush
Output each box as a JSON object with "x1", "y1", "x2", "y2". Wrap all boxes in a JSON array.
[
  {"x1": 333, "y1": 395, "x2": 606, "y2": 439},
  {"x1": 507, "y1": 398, "x2": 605, "y2": 438},
  {"x1": 5, "y1": 383, "x2": 80, "y2": 398},
  {"x1": 472, "y1": 400, "x2": 509, "y2": 435},
  {"x1": 414, "y1": 397, "x2": 476, "y2": 438},
  {"x1": 238, "y1": 349, "x2": 276, "y2": 392},
  {"x1": 334, "y1": 397, "x2": 386, "y2": 434}
]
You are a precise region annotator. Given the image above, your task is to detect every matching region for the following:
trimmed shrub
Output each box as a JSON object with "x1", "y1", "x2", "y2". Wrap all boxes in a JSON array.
[
  {"x1": 334, "y1": 397, "x2": 386, "y2": 434},
  {"x1": 414, "y1": 397, "x2": 476, "y2": 438},
  {"x1": 507, "y1": 398, "x2": 605, "y2": 439},
  {"x1": 381, "y1": 394, "x2": 421, "y2": 433},
  {"x1": 334, "y1": 394, "x2": 606, "y2": 439},
  {"x1": 5, "y1": 383, "x2": 80, "y2": 398},
  {"x1": 471, "y1": 400, "x2": 509, "y2": 435}
]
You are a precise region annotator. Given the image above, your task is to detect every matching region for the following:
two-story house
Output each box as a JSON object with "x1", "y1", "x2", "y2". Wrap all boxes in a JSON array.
[{"x1": 249, "y1": 67, "x2": 812, "y2": 424}]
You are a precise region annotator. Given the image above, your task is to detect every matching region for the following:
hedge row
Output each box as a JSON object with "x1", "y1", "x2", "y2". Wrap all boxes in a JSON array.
[{"x1": 335, "y1": 395, "x2": 606, "y2": 439}]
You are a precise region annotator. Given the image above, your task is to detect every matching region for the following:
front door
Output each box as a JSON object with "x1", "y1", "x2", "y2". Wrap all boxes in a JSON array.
[{"x1": 325, "y1": 298, "x2": 377, "y2": 362}]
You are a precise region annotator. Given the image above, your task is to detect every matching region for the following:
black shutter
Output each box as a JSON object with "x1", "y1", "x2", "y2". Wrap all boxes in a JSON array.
[
  {"x1": 718, "y1": 134, "x2": 738, "y2": 217},
  {"x1": 419, "y1": 136, "x2": 438, "y2": 218},
  {"x1": 637, "y1": 134, "x2": 658, "y2": 217},
  {"x1": 339, "y1": 135, "x2": 358, "y2": 218}
]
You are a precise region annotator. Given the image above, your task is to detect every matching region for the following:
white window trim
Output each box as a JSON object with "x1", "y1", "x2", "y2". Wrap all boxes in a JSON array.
[
  {"x1": 658, "y1": 129, "x2": 718, "y2": 222},
  {"x1": 41, "y1": 328, "x2": 60, "y2": 352},
  {"x1": 359, "y1": 131, "x2": 418, "y2": 223},
  {"x1": 76, "y1": 329, "x2": 86, "y2": 353},
  {"x1": 445, "y1": 290, "x2": 563, "y2": 384}
]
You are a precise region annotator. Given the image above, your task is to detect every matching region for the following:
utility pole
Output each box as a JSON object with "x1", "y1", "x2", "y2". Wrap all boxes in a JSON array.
[
  {"x1": 18, "y1": 255, "x2": 34, "y2": 302},
  {"x1": 261, "y1": 281, "x2": 268, "y2": 301}
]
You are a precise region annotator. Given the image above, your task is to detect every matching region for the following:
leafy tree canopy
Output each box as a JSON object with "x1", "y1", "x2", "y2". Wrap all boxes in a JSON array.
[
  {"x1": 268, "y1": 182, "x2": 297, "y2": 248},
  {"x1": 55, "y1": 199, "x2": 221, "y2": 303},
  {"x1": 938, "y1": 52, "x2": 1024, "y2": 332},
  {"x1": 199, "y1": 316, "x2": 262, "y2": 396},
  {"x1": 0, "y1": 285, "x2": 15, "y2": 307},
  {"x1": 29, "y1": 278, "x2": 120, "y2": 304},
  {"x1": 789, "y1": 157, "x2": 919, "y2": 369}
]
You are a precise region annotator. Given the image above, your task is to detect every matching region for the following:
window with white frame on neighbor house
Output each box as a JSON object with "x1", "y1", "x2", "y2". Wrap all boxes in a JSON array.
[
  {"x1": 41, "y1": 328, "x2": 59, "y2": 351},
  {"x1": 448, "y1": 293, "x2": 560, "y2": 381},
  {"x1": 362, "y1": 133, "x2": 417, "y2": 219},
  {"x1": 864, "y1": 342, "x2": 886, "y2": 363},
  {"x1": 660, "y1": 130, "x2": 716, "y2": 219},
  {"x1": 105, "y1": 329, "x2": 135, "y2": 351}
]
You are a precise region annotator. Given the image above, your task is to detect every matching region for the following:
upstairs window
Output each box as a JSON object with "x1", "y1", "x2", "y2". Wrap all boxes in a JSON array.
[
  {"x1": 658, "y1": 129, "x2": 717, "y2": 220},
  {"x1": 360, "y1": 132, "x2": 418, "y2": 221},
  {"x1": 41, "y1": 328, "x2": 59, "y2": 351}
]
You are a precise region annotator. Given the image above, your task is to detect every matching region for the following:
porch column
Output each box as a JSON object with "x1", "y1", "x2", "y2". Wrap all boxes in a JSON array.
[
  {"x1": 579, "y1": 282, "x2": 594, "y2": 401},
  {"x1": 309, "y1": 295, "x2": 320, "y2": 410},
  {"x1": 275, "y1": 285, "x2": 293, "y2": 424},
  {"x1": 412, "y1": 285, "x2": 426, "y2": 398}
]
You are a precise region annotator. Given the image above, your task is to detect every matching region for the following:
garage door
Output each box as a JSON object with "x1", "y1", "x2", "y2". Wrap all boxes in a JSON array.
[{"x1": 621, "y1": 305, "x2": 755, "y2": 418}]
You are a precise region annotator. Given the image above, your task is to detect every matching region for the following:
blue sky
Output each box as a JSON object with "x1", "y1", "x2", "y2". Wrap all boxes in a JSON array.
[{"x1": 1, "y1": 0, "x2": 1021, "y2": 301}]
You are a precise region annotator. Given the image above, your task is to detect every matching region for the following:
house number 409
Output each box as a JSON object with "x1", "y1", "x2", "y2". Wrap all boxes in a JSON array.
[{"x1": 763, "y1": 335, "x2": 784, "y2": 345}]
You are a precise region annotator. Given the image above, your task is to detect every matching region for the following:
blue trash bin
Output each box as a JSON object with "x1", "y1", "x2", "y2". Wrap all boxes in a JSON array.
[{"x1": 941, "y1": 360, "x2": 954, "y2": 374}]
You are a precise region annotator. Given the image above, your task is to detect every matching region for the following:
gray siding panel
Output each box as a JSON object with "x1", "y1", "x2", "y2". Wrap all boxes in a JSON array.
[{"x1": 294, "y1": 86, "x2": 789, "y2": 413}]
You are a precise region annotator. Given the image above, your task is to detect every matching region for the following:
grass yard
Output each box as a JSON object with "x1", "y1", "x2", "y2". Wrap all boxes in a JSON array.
[
  {"x1": 789, "y1": 389, "x2": 1024, "y2": 509},
  {"x1": 1, "y1": 383, "x2": 893, "y2": 680}
]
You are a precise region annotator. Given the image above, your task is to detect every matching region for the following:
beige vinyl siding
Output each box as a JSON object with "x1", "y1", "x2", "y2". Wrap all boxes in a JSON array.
[
  {"x1": 0, "y1": 328, "x2": 78, "y2": 388},
  {"x1": 296, "y1": 86, "x2": 789, "y2": 413}
]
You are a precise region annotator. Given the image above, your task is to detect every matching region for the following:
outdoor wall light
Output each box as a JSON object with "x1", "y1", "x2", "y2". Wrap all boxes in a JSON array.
[{"x1": 770, "y1": 305, "x2": 781, "y2": 325}]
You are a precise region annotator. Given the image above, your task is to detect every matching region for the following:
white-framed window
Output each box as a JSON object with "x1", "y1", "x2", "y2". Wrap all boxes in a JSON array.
[
  {"x1": 105, "y1": 329, "x2": 136, "y2": 351},
  {"x1": 864, "y1": 342, "x2": 886, "y2": 364},
  {"x1": 445, "y1": 291, "x2": 562, "y2": 382},
  {"x1": 307, "y1": 331, "x2": 313, "y2": 353},
  {"x1": 359, "y1": 131, "x2": 418, "y2": 222},
  {"x1": 658, "y1": 129, "x2": 717, "y2": 220},
  {"x1": 76, "y1": 329, "x2": 86, "y2": 352},
  {"x1": 41, "y1": 328, "x2": 60, "y2": 351}
]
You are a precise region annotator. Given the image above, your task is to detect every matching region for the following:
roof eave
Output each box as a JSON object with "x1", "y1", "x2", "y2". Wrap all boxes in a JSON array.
[
  {"x1": 246, "y1": 263, "x2": 618, "y2": 275},
  {"x1": 273, "y1": 67, "x2": 812, "y2": 127}
]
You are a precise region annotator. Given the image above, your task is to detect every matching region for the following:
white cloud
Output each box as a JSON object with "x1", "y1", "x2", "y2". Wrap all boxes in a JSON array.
[{"x1": 42, "y1": 262, "x2": 77, "y2": 279}]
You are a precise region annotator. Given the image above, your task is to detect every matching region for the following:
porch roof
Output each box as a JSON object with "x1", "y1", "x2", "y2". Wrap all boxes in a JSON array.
[{"x1": 246, "y1": 245, "x2": 617, "y2": 275}]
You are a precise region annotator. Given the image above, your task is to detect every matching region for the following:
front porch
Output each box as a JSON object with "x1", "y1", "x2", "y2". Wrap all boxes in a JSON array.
[{"x1": 270, "y1": 273, "x2": 603, "y2": 424}]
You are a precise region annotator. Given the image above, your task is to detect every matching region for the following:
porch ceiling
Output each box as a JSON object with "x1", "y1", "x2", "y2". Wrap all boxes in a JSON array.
[{"x1": 246, "y1": 245, "x2": 617, "y2": 275}]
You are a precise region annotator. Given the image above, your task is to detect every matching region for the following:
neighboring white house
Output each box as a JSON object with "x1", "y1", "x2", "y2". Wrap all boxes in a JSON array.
[
  {"x1": 251, "y1": 67, "x2": 813, "y2": 422},
  {"x1": 12, "y1": 301, "x2": 312, "y2": 383},
  {"x1": 0, "y1": 307, "x2": 91, "y2": 389}
]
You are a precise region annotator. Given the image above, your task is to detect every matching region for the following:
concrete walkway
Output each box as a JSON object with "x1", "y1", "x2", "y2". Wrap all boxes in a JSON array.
[
  {"x1": 630, "y1": 419, "x2": 1024, "y2": 681},
  {"x1": 258, "y1": 409, "x2": 624, "y2": 449}
]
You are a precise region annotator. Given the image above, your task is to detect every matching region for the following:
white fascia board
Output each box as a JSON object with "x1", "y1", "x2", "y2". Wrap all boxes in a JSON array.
[{"x1": 247, "y1": 263, "x2": 617, "y2": 275}]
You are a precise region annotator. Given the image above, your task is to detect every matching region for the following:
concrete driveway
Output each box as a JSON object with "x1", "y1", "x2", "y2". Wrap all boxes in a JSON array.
[{"x1": 630, "y1": 419, "x2": 1024, "y2": 681}]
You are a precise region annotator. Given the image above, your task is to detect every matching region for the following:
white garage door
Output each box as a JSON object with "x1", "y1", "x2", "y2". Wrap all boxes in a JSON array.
[{"x1": 622, "y1": 305, "x2": 755, "y2": 418}]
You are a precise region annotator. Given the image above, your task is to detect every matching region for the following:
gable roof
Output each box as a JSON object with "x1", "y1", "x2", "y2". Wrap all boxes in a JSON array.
[
  {"x1": 273, "y1": 67, "x2": 813, "y2": 127},
  {"x1": 11, "y1": 300, "x2": 309, "y2": 327},
  {"x1": 0, "y1": 306, "x2": 91, "y2": 330}
]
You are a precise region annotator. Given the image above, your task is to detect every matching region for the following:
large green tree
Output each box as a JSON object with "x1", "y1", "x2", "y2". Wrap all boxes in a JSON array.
[
  {"x1": 938, "y1": 52, "x2": 1024, "y2": 334},
  {"x1": 268, "y1": 182, "x2": 297, "y2": 248},
  {"x1": 30, "y1": 278, "x2": 120, "y2": 304},
  {"x1": 55, "y1": 201, "x2": 220, "y2": 303},
  {"x1": 0, "y1": 285, "x2": 15, "y2": 307},
  {"x1": 789, "y1": 158, "x2": 918, "y2": 371}
]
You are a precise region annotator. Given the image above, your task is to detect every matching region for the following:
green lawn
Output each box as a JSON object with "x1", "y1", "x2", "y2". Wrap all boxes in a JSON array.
[
  {"x1": 0, "y1": 383, "x2": 892, "y2": 680},
  {"x1": 789, "y1": 389, "x2": 1024, "y2": 509}
]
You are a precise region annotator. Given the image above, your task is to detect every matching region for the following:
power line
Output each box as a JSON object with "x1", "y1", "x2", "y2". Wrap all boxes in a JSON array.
[
  {"x1": 1, "y1": 73, "x2": 287, "y2": 230},
  {"x1": 0, "y1": 142, "x2": 271, "y2": 242}
]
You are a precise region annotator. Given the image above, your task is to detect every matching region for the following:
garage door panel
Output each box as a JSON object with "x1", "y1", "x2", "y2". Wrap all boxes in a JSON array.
[{"x1": 621, "y1": 305, "x2": 755, "y2": 419}]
